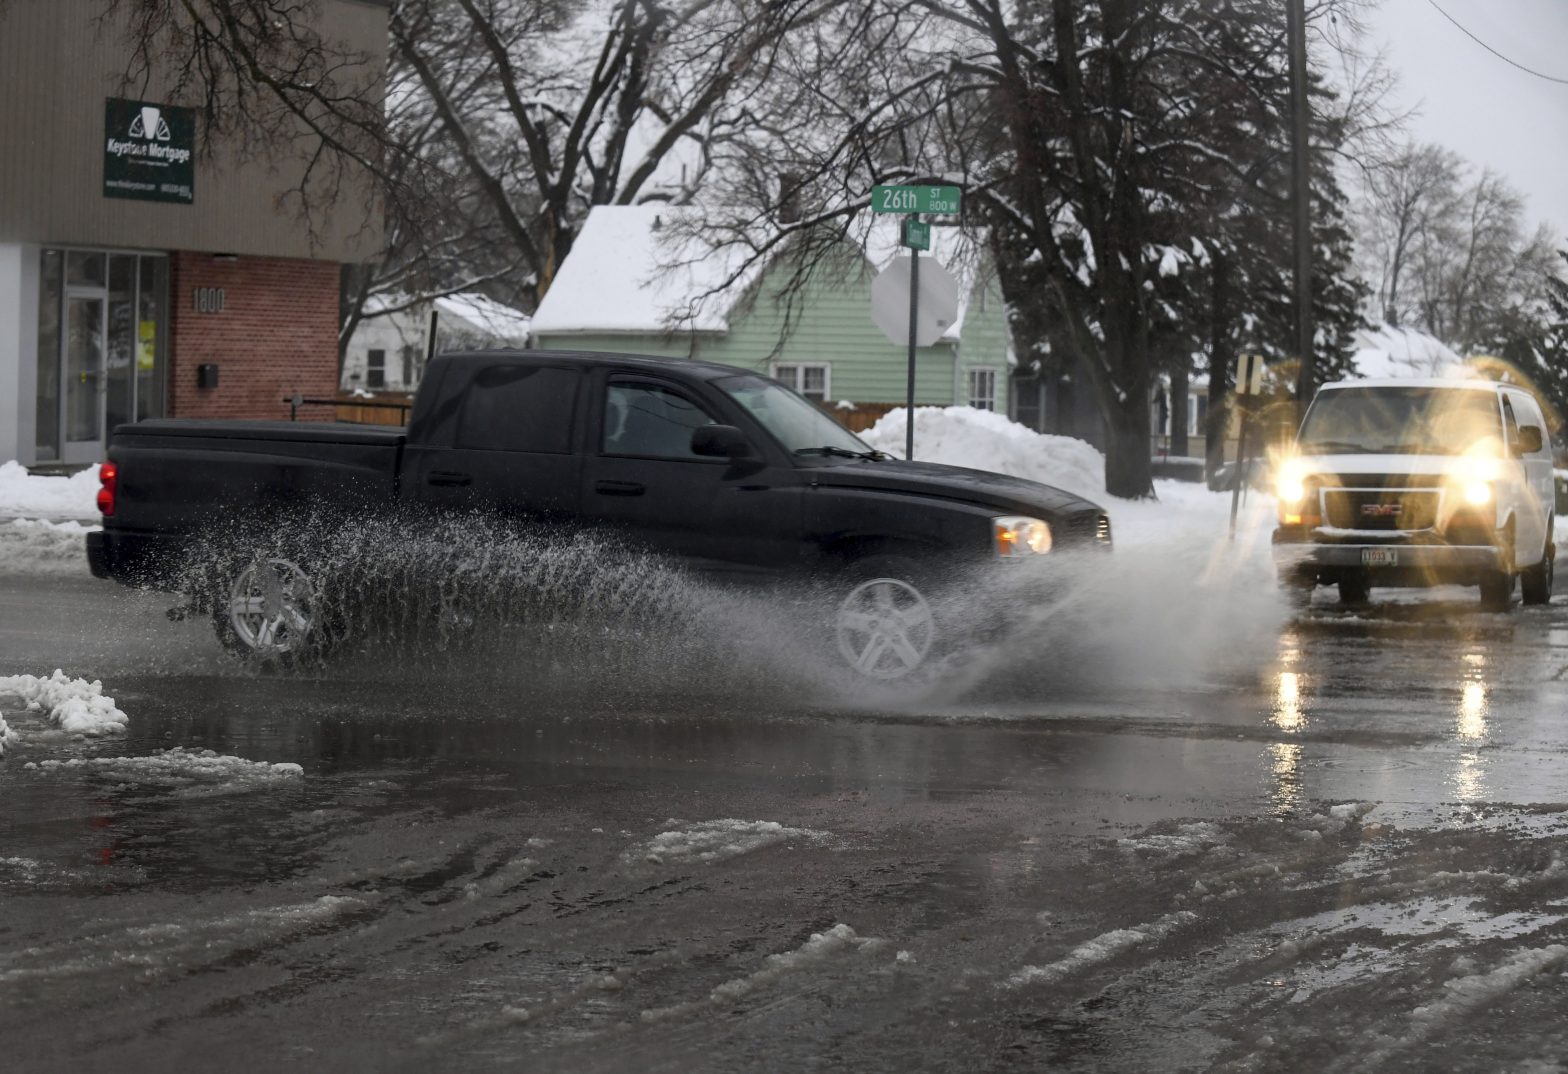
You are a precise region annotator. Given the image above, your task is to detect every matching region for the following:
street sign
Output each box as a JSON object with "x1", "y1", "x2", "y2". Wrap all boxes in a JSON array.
[
  {"x1": 903, "y1": 218, "x2": 930, "y2": 251},
  {"x1": 871, "y1": 184, "x2": 962, "y2": 215},
  {"x1": 870, "y1": 256, "x2": 959, "y2": 348}
]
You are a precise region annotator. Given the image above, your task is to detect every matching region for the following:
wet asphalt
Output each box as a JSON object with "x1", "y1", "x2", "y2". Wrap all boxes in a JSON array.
[{"x1": 5, "y1": 569, "x2": 1568, "y2": 1073}]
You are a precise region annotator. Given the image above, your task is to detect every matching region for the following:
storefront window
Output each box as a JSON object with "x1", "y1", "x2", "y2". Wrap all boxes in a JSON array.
[
  {"x1": 107, "y1": 254, "x2": 136, "y2": 435},
  {"x1": 136, "y1": 256, "x2": 167, "y2": 422}
]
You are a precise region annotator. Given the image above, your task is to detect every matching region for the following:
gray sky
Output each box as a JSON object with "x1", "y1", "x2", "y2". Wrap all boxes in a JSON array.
[{"x1": 1360, "y1": 0, "x2": 1568, "y2": 236}]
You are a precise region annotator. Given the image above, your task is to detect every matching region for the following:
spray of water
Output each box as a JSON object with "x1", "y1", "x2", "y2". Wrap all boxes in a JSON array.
[{"x1": 165, "y1": 500, "x2": 1288, "y2": 711}]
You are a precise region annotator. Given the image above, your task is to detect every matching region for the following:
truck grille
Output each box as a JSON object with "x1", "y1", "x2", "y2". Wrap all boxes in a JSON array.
[
  {"x1": 1063, "y1": 511, "x2": 1112, "y2": 548},
  {"x1": 1322, "y1": 488, "x2": 1440, "y2": 531}
]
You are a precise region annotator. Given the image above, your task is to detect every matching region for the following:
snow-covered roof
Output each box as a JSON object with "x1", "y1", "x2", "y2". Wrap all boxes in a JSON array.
[
  {"x1": 432, "y1": 293, "x2": 531, "y2": 343},
  {"x1": 1320, "y1": 376, "x2": 1495, "y2": 391},
  {"x1": 360, "y1": 291, "x2": 531, "y2": 345},
  {"x1": 530, "y1": 205, "x2": 990, "y2": 342},
  {"x1": 1349, "y1": 325, "x2": 1468, "y2": 380},
  {"x1": 530, "y1": 205, "x2": 763, "y2": 336}
]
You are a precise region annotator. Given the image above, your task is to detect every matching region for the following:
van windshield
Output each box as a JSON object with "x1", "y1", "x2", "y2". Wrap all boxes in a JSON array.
[{"x1": 1297, "y1": 387, "x2": 1502, "y2": 456}]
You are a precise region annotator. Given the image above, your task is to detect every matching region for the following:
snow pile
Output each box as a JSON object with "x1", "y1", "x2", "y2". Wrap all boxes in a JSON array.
[
  {"x1": 630, "y1": 819, "x2": 826, "y2": 865},
  {"x1": 860, "y1": 406, "x2": 1107, "y2": 502},
  {"x1": 0, "y1": 519, "x2": 96, "y2": 575},
  {"x1": 0, "y1": 670, "x2": 128, "y2": 735},
  {"x1": 0, "y1": 461, "x2": 100, "y2": 519},
  {"x1": 1009, "y1": 911, "x2": 1197, "y2": 987},
  {"x1": 28, "y1": 749, "x2": 304, "y2": 796},
  {"x1": 1349, "y1": 325, "x2": 1469, "y2": 381},
  {"x1": 0, "y1": 712, "x2": 18, "y2": 758},
  {"x1": 641, "y1": 923, "x2": 881, "y2": 1022}
]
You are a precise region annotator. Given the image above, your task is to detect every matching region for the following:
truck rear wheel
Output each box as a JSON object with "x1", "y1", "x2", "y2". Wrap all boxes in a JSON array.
[{"x1": 213, "y1": 556, "x2": 333, "y2": 669}]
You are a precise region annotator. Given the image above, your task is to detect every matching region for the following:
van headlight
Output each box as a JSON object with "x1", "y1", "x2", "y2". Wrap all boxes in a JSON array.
[
  {"x1": 994, "y1": 516, "x2": 1053, "y2": 557},
  {"x1": 1455, "y1": 456, "x2": 1500, "y2": 507},
  {"x1": 1276, "y1": 459, "x2": 1309, "y2": 504}
]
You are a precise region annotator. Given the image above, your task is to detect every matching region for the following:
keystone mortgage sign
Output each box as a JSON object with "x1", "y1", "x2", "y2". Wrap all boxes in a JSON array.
[{"x1": 104, "y1": 98, "x2": 195, "y2": 204}]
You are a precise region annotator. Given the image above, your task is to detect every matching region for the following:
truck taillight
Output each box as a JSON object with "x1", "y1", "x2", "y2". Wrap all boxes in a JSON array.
[{"x1": 97, "y1": 461, "x2": 117, "y2": 516}]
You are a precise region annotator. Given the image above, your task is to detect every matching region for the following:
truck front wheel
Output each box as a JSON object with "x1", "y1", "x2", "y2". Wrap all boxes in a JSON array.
[{"x1": 833, "y1": 555, "x2": 941, "y2": 681}]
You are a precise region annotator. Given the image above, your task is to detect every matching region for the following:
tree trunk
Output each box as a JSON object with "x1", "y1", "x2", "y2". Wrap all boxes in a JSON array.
[{"x1": 1102, "y1": 378, "x2": 1154, "y2": 500}]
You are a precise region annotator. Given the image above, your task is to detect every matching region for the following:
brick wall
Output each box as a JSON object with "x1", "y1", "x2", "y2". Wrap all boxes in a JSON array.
[{"x1": 168, "y1": 252, "x2": 339, "y2": 421}]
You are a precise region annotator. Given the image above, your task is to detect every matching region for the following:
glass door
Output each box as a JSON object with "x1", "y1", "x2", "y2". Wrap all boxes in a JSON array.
[{"x1": 62, "y1": 292, "x2": 107, "y2": 464}]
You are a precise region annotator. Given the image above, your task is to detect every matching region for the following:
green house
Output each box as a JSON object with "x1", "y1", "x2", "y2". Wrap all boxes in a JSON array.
[{"x1": 528, "y1": 206, "x2": 1012, "y2": 428}]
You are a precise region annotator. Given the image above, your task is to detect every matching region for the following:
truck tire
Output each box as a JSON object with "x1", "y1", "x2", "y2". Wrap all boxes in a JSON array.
[
  {"x1": 832, "y1": 555, "x2": 944, "y2": 681},
  {"x1": 212, "y1": 555, "x2": 337, "y2": 670},
  {"x1": 1521, "y1": 538, "x2": 1553, "y2": 606}
]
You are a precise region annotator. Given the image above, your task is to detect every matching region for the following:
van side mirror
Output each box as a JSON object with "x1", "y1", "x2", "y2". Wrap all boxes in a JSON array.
[
  {"x1": 1518, "y1": 426, "x2": 1544, "y2": 455},
  {"x1": 691, "y1": 424, "x2": 752, "y2": 459}
]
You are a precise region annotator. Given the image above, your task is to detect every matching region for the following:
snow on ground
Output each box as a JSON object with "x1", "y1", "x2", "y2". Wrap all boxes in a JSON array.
[
  {"x1": 24, "y1": 749, "x2": 303, "y2": 797},
  {"x1": 0, "y1": 461, "x2": 99, "y2": 519},
  {"x1": 629, "y1": 819, "x2": 827, "y2": 865},
  {"x1": 0, "y1": 712, "x2": 17, "y2": 758},
  {"x1": 0, "y1": 518, "x2": 97, "y2": 575},
  {"x1": 0, "y1": 670, "x2": 128, "y2": 736}
]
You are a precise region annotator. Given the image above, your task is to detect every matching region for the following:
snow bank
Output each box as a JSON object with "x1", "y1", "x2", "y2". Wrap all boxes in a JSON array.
[
  {"x1": 0, "y1": 712, "x2": 18, "y2": 758},
  {"x1": 0, "y1": 671, "x2": 128, "y2": 735},
  {"x1": 629, "y1": 819, "x2": 826, "y2": 865},
  {"x1": 1009, "y1": 911, "x2": 1196, "y2": 987},
  {"x1": 0, "y1": 461, "x2": 99, "y2": 519},
  {"x1": 29, "y1": 748, "x2": 304, "y2": 796},
  {"x1": 860, "y1": 406, "x2": 1107, "y2": 502},
  {"x1": 0, "y1": 518, "x2": 97, "y2": 575}
]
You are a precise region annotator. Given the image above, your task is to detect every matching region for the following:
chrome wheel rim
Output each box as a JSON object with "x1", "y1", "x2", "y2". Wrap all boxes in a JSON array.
[
  {"x1": 228, "y1": 558, "x2": 316, "y2": 654},
  {"x1": 835, "y1": 577, "x2": 934, "y2": 680}
]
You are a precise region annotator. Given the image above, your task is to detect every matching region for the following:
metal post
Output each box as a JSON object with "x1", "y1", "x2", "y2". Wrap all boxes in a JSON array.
[
  {"x1": 1229, "y1": 355, "x2": 1256, "y2": 538},
  {"x1": 1287, "y1": 0, "x2": 1316, "y2": 403},
  {"x1": 905, "y1": 218, "x2": 920, "y2": 462}
]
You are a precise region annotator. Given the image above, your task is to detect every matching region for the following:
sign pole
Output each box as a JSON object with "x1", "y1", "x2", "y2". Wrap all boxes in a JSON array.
[
  {"x1": 905, "y1": 215, "x2": 920, "y2": 462},
  {"x1": 1229, "y1": 353, "x2": 1256, "y2": 539}
]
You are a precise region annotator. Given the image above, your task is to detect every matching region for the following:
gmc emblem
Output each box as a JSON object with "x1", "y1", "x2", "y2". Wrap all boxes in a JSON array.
[{"x1": 1361, "y1": 503, "x2": 1402, "y2": 518}]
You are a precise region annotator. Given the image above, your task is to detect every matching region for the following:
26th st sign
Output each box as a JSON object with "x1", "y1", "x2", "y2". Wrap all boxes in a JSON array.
[{"x1": 871, "y1": 184, "x2": 962, "y2": 215}]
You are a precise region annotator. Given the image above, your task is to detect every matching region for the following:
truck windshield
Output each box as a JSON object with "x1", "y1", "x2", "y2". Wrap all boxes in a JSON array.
[
  {"x1": 1297, "y1": 387, "x2": 1503, "y2": 456},
  {"x1": 715, "y1": 374, "x2": 876, "y2": 456}
]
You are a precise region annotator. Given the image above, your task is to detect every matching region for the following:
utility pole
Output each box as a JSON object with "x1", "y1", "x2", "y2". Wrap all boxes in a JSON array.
[{"x1": 1287, "y1": 0, "x2": 1316, "y2": 403}]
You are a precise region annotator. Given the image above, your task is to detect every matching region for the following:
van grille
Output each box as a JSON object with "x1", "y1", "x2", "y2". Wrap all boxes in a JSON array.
[{"x1": 1322, "y1": 488, "x2": 1440, "y2": 531}]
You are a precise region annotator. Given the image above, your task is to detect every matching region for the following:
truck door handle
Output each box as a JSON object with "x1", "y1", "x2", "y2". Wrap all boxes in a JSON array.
[
  {"x1": 595, "y1": 480, "x2": 645, "y2": 496},
  {"x1": 427, "y1": 470, "x2": 472, "y2": 487}
]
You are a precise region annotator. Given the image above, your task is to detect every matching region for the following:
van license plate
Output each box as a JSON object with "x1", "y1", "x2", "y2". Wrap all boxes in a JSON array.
[{"x1": 1361, "y1": 548, "x2": 1398, "y2": 567}]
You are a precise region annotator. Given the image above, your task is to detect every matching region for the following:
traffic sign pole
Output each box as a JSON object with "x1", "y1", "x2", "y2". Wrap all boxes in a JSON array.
[{"x1": 906, "y1": 216, "x2": 920, "y2": 461}]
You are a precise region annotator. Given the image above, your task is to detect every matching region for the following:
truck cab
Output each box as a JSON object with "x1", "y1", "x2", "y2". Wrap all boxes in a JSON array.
[{"x1": 1272, "y1": 378, "x2": 1556, "y2": 608}]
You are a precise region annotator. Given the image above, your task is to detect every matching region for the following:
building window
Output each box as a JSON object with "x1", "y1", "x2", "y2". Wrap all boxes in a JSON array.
[
  {"x1": 366, "y1": 349, "x2": 386, "y2": 389},
  {"x1": 401, "y1": 344, "x2": 419, "y2": 388},
  {"x1": 772, "y1": 363, "x2": 830, "y2": 403},
  {"x1": 967, "y1": 367, "x2": 998, "y2": 411},
  {"x1": 1188, "y1": 394, "x2": 1209, "y2": 438}
]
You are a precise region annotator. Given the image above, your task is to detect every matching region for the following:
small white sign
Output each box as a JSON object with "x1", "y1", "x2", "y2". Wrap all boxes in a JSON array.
[{"x1": 1234, "y1": 354, "x2": 1264, "y2": 396}]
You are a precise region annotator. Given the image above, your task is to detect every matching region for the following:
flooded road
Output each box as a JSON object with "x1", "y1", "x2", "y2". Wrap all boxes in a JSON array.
[{"x1": 5, "y1": 573, "x2": 1568, "y2": 1072}]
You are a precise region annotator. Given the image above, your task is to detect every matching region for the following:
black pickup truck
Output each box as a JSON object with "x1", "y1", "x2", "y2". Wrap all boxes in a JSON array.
[{"x1": 89, "y1": 350, "x2": 1110, "y2": 679}]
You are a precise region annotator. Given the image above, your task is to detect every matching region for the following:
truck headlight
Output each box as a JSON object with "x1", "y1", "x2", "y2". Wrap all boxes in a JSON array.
[
  {"x1": 994, "y1": 516, "x2": 1053, "y2": 557},
  {"x1": 1276, "y1": 459, "x2": 1309, "y2": 505}
]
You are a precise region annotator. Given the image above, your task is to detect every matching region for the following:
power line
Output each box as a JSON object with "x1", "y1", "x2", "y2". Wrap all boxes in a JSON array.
[{"x1": 1425, "y1": 0, "x2": 1568, "y2": 86}]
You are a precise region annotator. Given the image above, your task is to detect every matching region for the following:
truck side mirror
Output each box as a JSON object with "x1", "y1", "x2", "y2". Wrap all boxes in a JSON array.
[
  {"x1": 691, "y1": 424, "x2": 752, "y2": 459},
  {"x1": 1517, "y1": 426, "x2": 1544, "y2": 455}
]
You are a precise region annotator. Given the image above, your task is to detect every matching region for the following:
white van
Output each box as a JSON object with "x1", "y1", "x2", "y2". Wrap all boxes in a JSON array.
[{"x1": 1273, "y1": 378, "x2": 1556, "y2": 608}]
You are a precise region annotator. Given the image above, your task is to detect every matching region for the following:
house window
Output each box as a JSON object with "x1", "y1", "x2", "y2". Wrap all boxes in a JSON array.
[
  {"x1": 967, "y1": 367, "x2": 998, "y2": 411},
  {"x1": 1188, "y1": 394, "x2": 1209, "y2": 438},
  {"x1": 772, "y1": 363, "x2": 830, "y2": 403},
  {"x1": 401, "y1": 345, "x2": 418, "y2": 387},
  {"x1": 366, "y1": 349, "x2": 386, "y2": 389}
]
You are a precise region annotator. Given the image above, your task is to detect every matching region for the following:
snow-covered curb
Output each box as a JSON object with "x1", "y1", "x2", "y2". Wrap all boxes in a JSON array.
[
  {"x1": 0, "y1": 670, "x2": 128, "y2": 736},
  {"x1": 0, "y1": 518, "x2": 98, "y2": 575},
  {"x1": 23, "y1": 748, "x2": 304, "y2": 795}
]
